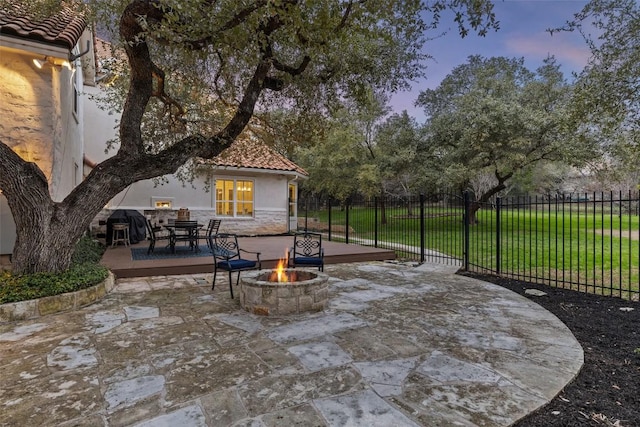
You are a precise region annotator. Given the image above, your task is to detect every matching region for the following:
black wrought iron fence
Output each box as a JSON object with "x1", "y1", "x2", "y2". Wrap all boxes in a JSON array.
[{"x1": 298, "y1": 191, "x2": 640, "y2": 300}]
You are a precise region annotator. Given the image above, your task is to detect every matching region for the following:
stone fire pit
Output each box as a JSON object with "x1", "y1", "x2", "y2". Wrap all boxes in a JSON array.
[{"x1": 239, "y1": 269, "x2": 329, "y2": 316}]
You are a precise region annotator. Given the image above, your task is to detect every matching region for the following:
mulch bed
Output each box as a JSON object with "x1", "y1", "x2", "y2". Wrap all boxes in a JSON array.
[{"x1": 462, "y1": 272, "x2": 640, "y2": 427}]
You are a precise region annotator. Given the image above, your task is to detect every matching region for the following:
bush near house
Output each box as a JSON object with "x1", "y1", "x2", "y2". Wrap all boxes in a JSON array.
[{"x1": 0, "y1": 236, "x2": 108, "y2": 304}]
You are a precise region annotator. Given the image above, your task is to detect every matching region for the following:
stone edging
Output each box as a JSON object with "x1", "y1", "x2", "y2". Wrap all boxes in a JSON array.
[{"x1": 0, "y1": 272, "x2": 115, "y2": 323}]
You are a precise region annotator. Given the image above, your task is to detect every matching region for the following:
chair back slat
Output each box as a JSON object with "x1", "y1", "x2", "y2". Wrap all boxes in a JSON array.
[
  {"x1": 174, "y1": 220, "x2": 198, "y2": 227},
  {"x1": 145, "y1": 218, "x2": 153, "y2": 237},
  {"x1": 208, "y1": 219, "x2": 222, "y2": 234}
]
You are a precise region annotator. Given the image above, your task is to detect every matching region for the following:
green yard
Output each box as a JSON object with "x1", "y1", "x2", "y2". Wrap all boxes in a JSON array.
[{"x1": 303, "y1": 203, "x2": 640, "y2": 299}]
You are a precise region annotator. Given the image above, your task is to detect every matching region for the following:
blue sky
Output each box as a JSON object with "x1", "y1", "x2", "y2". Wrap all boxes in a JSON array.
[{"x1": 392, "y1": 0, "x2": 592, "y2": 122}]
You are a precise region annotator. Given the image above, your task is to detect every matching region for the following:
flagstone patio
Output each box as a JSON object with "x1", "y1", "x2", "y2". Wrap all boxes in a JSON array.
[{"x1": 0, "y1": 261, "x2": 583, "y2": 426}]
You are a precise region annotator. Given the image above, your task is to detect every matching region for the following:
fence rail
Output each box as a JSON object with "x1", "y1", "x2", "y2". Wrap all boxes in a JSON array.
[{"x1": 298, "y1": 191, "x2": 640, "y2": 300}]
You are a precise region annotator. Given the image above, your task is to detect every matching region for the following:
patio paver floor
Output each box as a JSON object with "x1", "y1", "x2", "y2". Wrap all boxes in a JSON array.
[{"x1": 0, "y1": 261, "x2": 583, "y2": 426}]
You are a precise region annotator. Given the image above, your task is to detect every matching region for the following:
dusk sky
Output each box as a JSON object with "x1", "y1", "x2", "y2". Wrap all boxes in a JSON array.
[{"x1": 393, "y1": 0, "x2": 592, "y2": 122}]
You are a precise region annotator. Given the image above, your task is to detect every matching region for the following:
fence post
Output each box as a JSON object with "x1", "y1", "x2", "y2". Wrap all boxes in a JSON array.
[
  {"x1": 304, "y1": 197, "x2": 309, "y2": 231},
  {"x1": 374, "y1": 197, "x2": 379, "y2": 248},
  {"x1": 345, "y1": 198, "x2": 350, "y2": 244},
  {"x1": 496, "y1": 197, "x2": 501, "y2": 275},
  {"x1": 327, "y1": 199, "x2": 332, "y2": 241},
  {"x1": 464, "y1": 191, "x2": 470, "y2": 271},
  {"x1": 420, "y1": 193, "x2": 425, "y2": 263}
]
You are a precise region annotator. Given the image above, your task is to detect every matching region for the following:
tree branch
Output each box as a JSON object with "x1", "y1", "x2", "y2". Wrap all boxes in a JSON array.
[
  {"x1": 0, "y1": 142, "x2": 54, "y2": 238},
  {"x1": 150, "y1": 62, "x2": 186, "y2": 129},
  {"x1": 118, "y1": 0, "x2": 161, "y2": 156}
]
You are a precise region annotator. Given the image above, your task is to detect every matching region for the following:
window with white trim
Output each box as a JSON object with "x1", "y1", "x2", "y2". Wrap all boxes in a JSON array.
[
  {"x1": 288, "y1": 183, "x2": 297, "y2": 217},
  {"x1": 215, "y1": 179, "x2": 254, "y2": 217}
]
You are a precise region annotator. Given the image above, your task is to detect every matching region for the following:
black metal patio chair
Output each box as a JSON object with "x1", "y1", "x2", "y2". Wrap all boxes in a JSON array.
[
  {"x1": 289, "y1": 231, "x2": 324, "y2": 271},
  {"x1": 144, "y1": 218, "x2": 173, "y2": 254},
  {"x1": 200, "y1": 219, "x2": 222, "y2": 249},
  {"x1": 209, "y1": 233, "x2": 261, "y2": 298},
  {"x1": 170, "y1": 220, "x2": 200, "y2": 252}
]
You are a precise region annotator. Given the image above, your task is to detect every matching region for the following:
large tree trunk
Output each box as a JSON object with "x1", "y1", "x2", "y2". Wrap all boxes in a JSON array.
[
  {"x1": 467, "y1": 175, "x2": 509, "y2": 225},
  {"x1": 12, "y1": 215, "x2": 82, "y2": 273},
  {"x1": 1, "y1": 0, "x2": 277, "y2": 275},
  {"x1": 468, "y1": 201, "x2": 482, "y2": 225}
]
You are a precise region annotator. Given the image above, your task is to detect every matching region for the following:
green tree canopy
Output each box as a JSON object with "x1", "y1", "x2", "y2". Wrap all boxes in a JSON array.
[
  {"x1": 560, "y1": 0, "x2": 640, "y2": 141},
  {"x1": 296, "y1": 93, "x2": 389, "y2": 200},
  {"x1": 372, "y1": 111, "x2": 424, "y2": 197},
  {"x1": 557, "y1": 0, "x2": 640, "y2": 186},
  {"x1": 417, "y1": 55, "x2": 594, "y2": 221}
]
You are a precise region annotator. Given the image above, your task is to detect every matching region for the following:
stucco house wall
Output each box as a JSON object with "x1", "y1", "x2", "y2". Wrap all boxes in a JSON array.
[
  {"x1": 83, "y1": 84, "x2": 304, "y2": 237},
  {"x1": 0, "y1": 43, "x2": 85, "y2": 254}
]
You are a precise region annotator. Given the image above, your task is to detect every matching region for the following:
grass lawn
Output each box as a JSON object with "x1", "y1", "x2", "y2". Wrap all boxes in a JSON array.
[{"x1": 304, "y1": 204, "x2": 640, "y2": 299}]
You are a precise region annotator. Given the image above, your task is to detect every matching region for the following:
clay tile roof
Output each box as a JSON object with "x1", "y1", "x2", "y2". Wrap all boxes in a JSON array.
[
  {"x1": 0, "y1": 4, "x2": 86, "y2": 50},
  {"x1": 208, "y1": 139, "x2": 308, "y2": 176}
]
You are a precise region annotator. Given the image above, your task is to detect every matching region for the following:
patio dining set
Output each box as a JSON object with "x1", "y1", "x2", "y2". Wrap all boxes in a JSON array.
[
  {"x1": 144, "y1": 218, "x2": 221, "y2": 255},
  {"x1": 121, "y1": 217, "x2": 326, "y2": 299}
]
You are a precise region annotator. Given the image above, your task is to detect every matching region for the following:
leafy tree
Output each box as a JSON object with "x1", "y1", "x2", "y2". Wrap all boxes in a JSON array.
[
  {"x1": 0, "y1": 0, "x2": 498, "y2": 274},
  {"x1": 296, "y1": 93, "x2": 389, "y2": 201},
  {"x1": 558, "y1": 0, "x2": 640, "y2": 147},
  {"x1": 260, "y1": 109, "x2": 328, "y2": 160},
  {"x1": 373, "y1": 111, "x2": 424, "y2": 198},
  {"x1": 505, "y1": 162, "x2": 573, "y2": 197},
  {"x1": 416, "y1": 55, "x2": 593, "y2": 223},
  {"x1": 555, "y1": 0, "x2": 640, "y2": 192}
]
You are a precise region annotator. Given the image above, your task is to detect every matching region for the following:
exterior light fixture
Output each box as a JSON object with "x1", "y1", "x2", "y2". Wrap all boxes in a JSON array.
[
  {"x1": 32, "y1": 58, "x2": 45, "y2": 68},
  {"x1": 32, "y1": 40, "x2": 91, "y2": 71},
  {"x1": 32, "y1": 56, "x2": 72, "y2": 70}
]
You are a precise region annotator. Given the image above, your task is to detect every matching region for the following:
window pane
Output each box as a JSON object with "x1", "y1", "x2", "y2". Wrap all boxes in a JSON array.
[
  {"x1": 236, "y1": 180, "x2": 253, "y2": 216},
  {"x1": 216, "y1": 180, "x2": 234, "y2": 216}
]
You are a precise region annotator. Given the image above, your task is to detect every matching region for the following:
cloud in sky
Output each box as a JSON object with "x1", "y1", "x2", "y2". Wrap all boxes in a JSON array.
[
  {"x1": 505, "y1": 32, "x2": 592, "y2": 71},
  {"x1": 390, "y1": 1, "x2": 591, "y2": 121}
]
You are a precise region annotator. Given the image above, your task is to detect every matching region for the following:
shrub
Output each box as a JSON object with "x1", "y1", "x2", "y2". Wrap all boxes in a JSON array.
[{"x1": 0, "y1": 236, "x2": 109, "y2": 305}]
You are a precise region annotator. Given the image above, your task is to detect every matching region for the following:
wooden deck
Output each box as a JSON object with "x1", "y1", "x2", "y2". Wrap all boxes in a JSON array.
[{"x1": 101, "y1": 235, "x2": 396, "y2": 278}]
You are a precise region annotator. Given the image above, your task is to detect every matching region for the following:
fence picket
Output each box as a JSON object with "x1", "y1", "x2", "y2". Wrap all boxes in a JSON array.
[{"x1": 298, "y1": 191, "x2": 640, "y2": 300}]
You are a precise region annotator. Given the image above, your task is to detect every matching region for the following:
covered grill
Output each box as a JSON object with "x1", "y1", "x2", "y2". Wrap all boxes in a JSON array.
[{"x1": 105, "y1": 209, "x2": 147, "y2": 245}]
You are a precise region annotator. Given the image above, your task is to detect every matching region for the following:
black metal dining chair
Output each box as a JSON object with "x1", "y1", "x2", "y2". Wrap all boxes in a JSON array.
[
  {"x1": 144, "y1": 219, "x2": 173, "y2": 254},
  {"x1": 200, "y1": 219, "x2": 222, "y2": 249},
  {"x1": 171, "y1": 220, "x2": 200, "y2": 252},
  {"x1": 289, "y1": 231, "x2": 324, "y2": 271},
  {"x1": 209, "y1": 233, "x2": 261, "y2": 298}
]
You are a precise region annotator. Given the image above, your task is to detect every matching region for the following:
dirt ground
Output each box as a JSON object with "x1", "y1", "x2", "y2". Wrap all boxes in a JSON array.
[{"x1": 463, "y1": 272, "x2": 640, "y2": 427}]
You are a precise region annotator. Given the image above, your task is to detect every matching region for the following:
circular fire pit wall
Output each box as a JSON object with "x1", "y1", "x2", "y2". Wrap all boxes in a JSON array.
[{"x1": 239, "y1": 270, "x2": 329, "y2": 316}]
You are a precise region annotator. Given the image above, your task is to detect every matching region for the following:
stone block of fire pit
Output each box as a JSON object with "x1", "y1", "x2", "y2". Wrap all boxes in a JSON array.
[{"x1": 239, "y1": 270, "x2": 329, "y2": 316}]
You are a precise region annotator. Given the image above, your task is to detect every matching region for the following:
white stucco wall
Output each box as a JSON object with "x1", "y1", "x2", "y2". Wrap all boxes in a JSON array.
[
  {"x1": 90, "y1": 169, "x2": 296, "y2": 235},
  {"x1": 82, "y1": 85, "x2": 117, "y2": 166},
  {"x1": 0, "y1": 47, "x2": 84, "y2": 254},
  {"x1": 83, "y1": 87, "x2": 301, "y2": 235}
]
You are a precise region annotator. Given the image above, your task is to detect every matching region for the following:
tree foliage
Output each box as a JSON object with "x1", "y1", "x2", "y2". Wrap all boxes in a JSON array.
[
  {"x1": 295, "y1": 94, "x2": 425, "y2": 203},
  {"x1": 0, "y1": 0, "x2": 498, "y2": 273},
  {"x1": 558, "y1": 0, "x2": 640, "y2": 142},
  {"x1": 555, "y1": 0, "x2": 640, "y2": 185},
  {"x1": 296, "y1": 94, "x2": 389, "y2": 200},
  {"x1": 371, "y1": 111, "x2": 424, "y2": 197},
  {"x1": 417, "y1": 55, "x2": 593, "y2": 220}
]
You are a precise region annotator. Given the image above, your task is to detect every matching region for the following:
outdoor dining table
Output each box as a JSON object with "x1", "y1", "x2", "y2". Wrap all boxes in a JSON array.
[{"x1": 163, "y1": 222, "x2": 203, "y2": 253}]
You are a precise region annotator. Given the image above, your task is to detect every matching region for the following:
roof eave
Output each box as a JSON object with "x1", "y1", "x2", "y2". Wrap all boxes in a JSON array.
[
  {"x1": 0, "y1": 34, "x2": 69, "y2": 58},
  {"x1": 202, "y1": 165, "x2": 308, "y2": 179}
]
